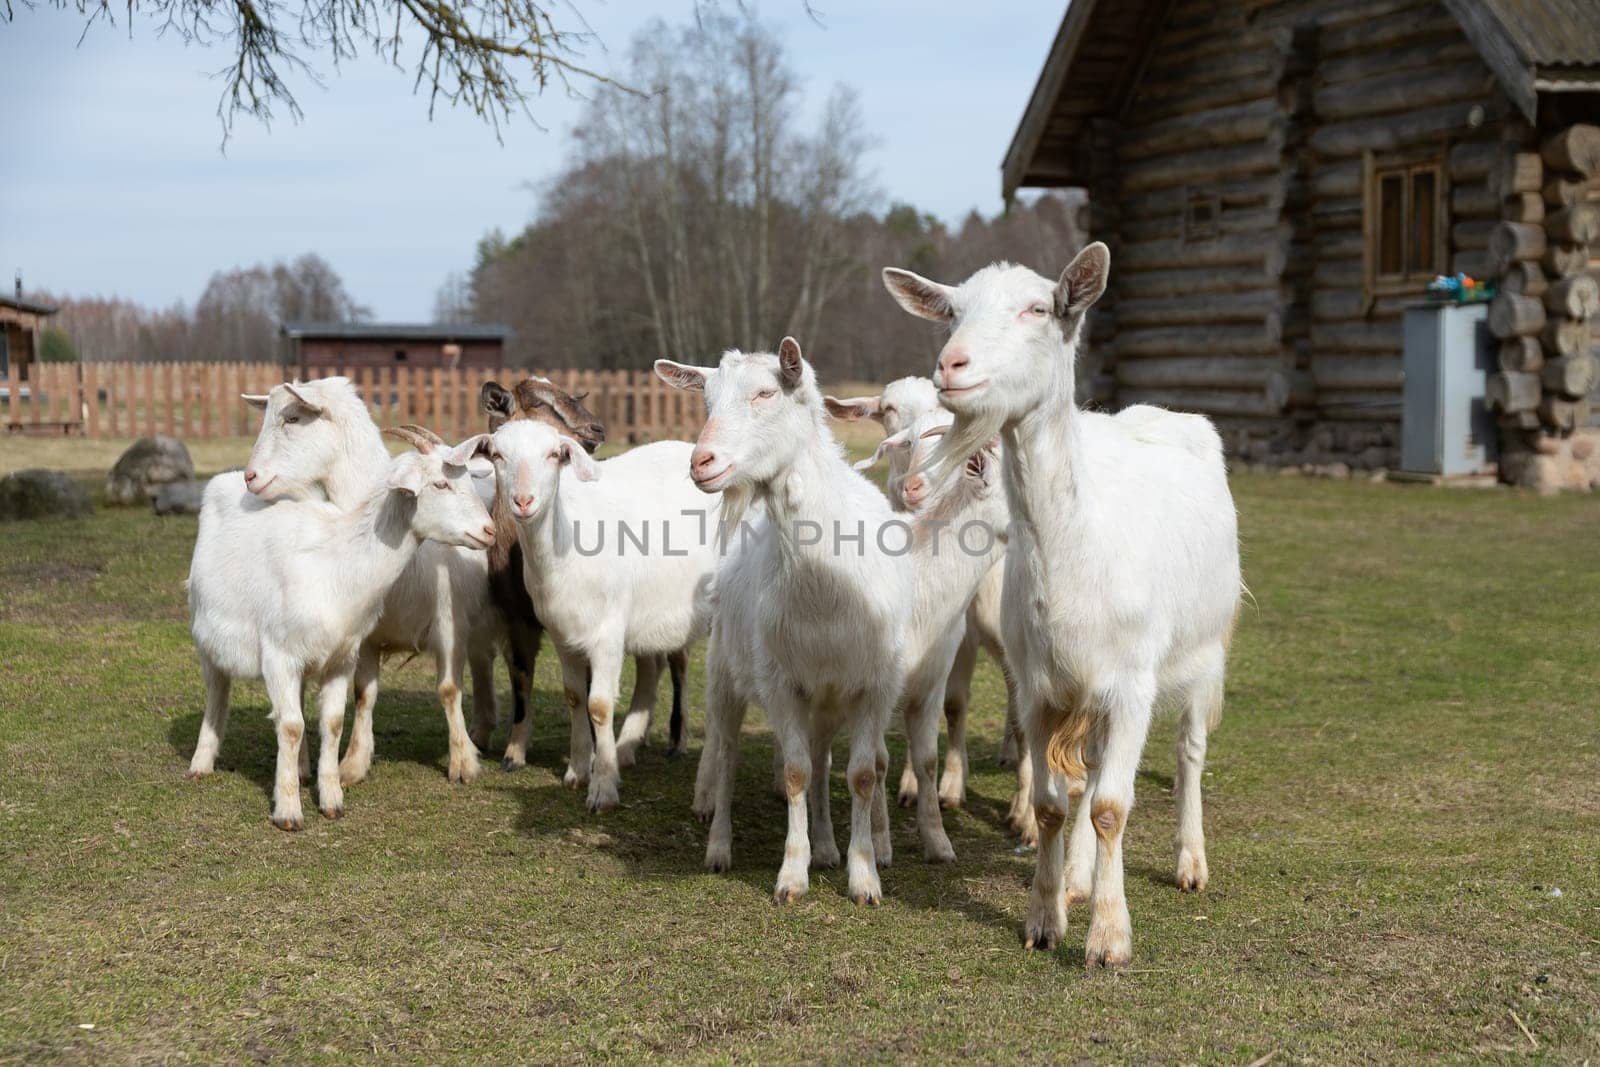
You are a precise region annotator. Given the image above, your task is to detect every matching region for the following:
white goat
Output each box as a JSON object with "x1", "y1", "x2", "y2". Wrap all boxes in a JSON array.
[
  {"x1": 883, "y1": 244, "x2": 1241, "y2": 966},
  {"x1": 186, "y1": 432, "x2": 498, "y2": 829},
  {"x1": 238, "y1": 380, "x2": 501, "y2": 785},
  {"x1": 656, "y1": 339, "x2": 911, "y2": 905},
  {"x1": 829, "y1": 380, "x2": 1036, "y2": 843},
  {"x1": 487, "y1": 419, "x2": 719, "y2": 813}
]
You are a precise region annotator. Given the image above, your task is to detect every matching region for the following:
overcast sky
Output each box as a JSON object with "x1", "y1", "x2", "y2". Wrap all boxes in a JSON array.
[{"x1": 1, "y1": 1, "x2": 1063, "y2": 320}]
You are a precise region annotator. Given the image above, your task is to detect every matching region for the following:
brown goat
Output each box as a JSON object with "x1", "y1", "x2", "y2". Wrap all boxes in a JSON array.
[{"x1": 480, "y1": 378, "x2": 687, "y2": 771}]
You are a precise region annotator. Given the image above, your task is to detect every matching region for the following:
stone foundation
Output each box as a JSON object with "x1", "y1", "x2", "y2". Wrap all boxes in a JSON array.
[{"x1": 1498, "y1": 429, "x2": 1600, "y2": 495}]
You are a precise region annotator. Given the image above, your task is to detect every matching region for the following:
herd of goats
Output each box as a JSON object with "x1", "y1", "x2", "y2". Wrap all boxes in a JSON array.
[{"x1": 182, "y1": 244, "x2": 1243, "y2": 966}]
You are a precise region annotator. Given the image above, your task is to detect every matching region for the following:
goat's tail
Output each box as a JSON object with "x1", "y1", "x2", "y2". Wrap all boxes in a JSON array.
[{"x1": 1042, "y1": 692, "x2": 1095, "y2": 781}]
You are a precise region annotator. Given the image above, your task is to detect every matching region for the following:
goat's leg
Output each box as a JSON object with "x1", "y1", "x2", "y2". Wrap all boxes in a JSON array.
[
  {"x1": 1064, "y1": 767, "x2": 1097, "y2": 906},
  {"x1": 904, "y1": 692, "x2": 955, "y2": 862},
  {"x1": 583, "y1": 642, "x2": 625, "y2": 814},
  {"x1": 1175, "y1": 654, "x2": 1224, "y2": 893},
  {"x1": 694, "y1": 653, "x2": 736, "y2": 824},
  {"x1": 437, "y1": 641, "x2": 481, "y2": 785},
  {"x1": 769, "y1": 701, "x2": 812, "y2": 903},
  {"x1": 807, "y1": 727, "x2": 839, "y2": 869},
  {"x1": 666, "y1": 648, "x2": 688, "y2": 757},
  {"x1": 338, "y1": 643, "x2": 380, "y2": 787},
  {"x1": 1022, "y1": 698, "x2": 1071, "y2": 950},
  {"x1": 297, "y1": 679, "x2": 311, "y2": 783},
  {"x1": 872, "y1": 735, "x2": 892, "y2": 867},
  {"x1": 558, "y1": 653, "x2": 592, "y2": 789},
  {"x1": 187, "y1": 654, "x2": 231, "y2": 778},
  {"x1": 501, "y1": 624, "x2": 540, "y2": 771},
  {"x1": 702, "y1": 671, "x2": 746, "y2": 871},
  {"x1": 993, "y1": 645, "x2": 1021, "y2": 768},
  {"x1": 844, "y1": 709, "x2": 888, "y2": 906},
  {"x1": 264, "y1": 655, "x2": 306, "y2": 831},
  {"x1": 1010, "y1": 705, "x2": 1038, "y2": 847},
  {"x1": 1083, "y1": 678, "x2": 1155, "y2": 968},
  {"x1": 315, "y1": 660, "x2": 352, "y2": 819},
  {"x1": 938, "y1": 630, "x2": 977, "y2": 809},
  {"x1": 615, "y1": 653, "x2": 661, "y2": 770},
  {"x1": 468, "y1": 647, "x2": 497, "y2": 753}
]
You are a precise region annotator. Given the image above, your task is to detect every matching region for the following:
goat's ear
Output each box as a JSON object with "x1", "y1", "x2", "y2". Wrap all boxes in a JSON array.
[
  {"x1": 852, "y1": 427, "x2": 911, "y2": 471},
  {"x1": 241, "y1": 393, "x2": 270, "y2": 410},
  {"x1": 777, "y1": 337, "x2": 804, "y2": 391},
  {"x1": 557, "y1": 437, "x2": 600, "y2": 482},
  {"x1": 386, "y1": 453, "x2": 426, "y2": 496},
  {"x1": 481, "y1": 380, "x2": 513, "y2": 416},
  {"x1": 824, "y1": 395, "x2": 882, "y2": 422},
  {"x1": 282, "y1": 383, "x2": 325, "y2": 414},
  {"x1": 1054, "y1": 242, "x2": 1110, "y2": 319},
  {"x1": 654, "y1": 359, "x2": 710, "y2": 393},
  {"x1": 882, "y1": 268, "x2": 955, "y2": 322},
  {"x1": 447, "y1": 433, "x2": 499, "y2": 466}
]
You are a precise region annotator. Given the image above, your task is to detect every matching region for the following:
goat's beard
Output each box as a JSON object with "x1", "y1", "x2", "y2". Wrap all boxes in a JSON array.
[
  {"x1": 715, "y1": 482, "x2": 756, "y2": 553},
  {"x1": 922, "y1": 408, "x2": 1005, "y2": 495}
]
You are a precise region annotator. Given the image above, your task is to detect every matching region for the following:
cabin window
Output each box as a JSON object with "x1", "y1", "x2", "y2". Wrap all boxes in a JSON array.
[
  {"x1": 1364, "y1": 150, "x2": 1447, "y2": 300},
  {"x1": 394, "y1": 349, "x2": 408, "y2": 362},
  {"x1": 1184, "y1": 191, "x2": 1220, "y2": 242}
]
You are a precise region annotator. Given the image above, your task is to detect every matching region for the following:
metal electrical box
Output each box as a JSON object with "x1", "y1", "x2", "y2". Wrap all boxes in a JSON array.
[{"x1": 1400, "y1": 303, "x2": 1496, "y2": 476}]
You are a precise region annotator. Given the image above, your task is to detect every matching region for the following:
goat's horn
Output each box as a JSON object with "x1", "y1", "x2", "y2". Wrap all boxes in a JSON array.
[{"x1": 382, "y1": 424, "x2": 445, "y2": 453}]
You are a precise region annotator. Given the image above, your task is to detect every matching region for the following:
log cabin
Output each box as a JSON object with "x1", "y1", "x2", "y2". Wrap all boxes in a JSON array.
[
  {"x1": 281, "y1": 321, "x2": 511, "y2": 377},
  {"x1": 1004, "y1": 0, "x2": 1600, "y2": 481}
]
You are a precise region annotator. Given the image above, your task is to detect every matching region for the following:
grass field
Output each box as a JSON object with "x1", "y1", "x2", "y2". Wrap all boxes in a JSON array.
[{"x1": 1, "y1": 438, "x2": 1597, "y2": 1063}]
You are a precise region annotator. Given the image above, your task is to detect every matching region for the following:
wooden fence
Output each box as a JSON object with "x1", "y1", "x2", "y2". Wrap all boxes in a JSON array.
[{"x1": 0, "y1": 362, "x2": 705, "y2": 444}]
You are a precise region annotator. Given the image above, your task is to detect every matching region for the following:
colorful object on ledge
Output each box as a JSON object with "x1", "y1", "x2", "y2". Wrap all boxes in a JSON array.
[{"x1": 1426, "y1": 273, "x2": 1496, "y2": 304}]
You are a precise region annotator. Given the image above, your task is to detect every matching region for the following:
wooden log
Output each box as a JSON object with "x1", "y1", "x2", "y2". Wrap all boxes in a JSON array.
[
  {"x1": 1118, "y1": 321, "x2": 1284, "y2": 357},
  {"x1": 1452, "y1": 251, "x2": 1494, "y2": 279},
  {"x1": 1309, "y1": 353, "x2": 1405, "y2": 390},
  {"x1": 1489, "y1": 221, "x2": 1547, "y2": 273},
  {"x1": 1484, "y1": 371, "x2": 1541, "y2": 413},
  {"x1": 1449, "y1": 140, "x2": 1501, "y2": 182},
  {"x1": 1546, "y1": 203, "x2": 1600, "y2": 244},
  {"x1": 1503, "y1": 192, "x2": 1545, "y2": 224},
  {"x1": 1540, "y1": 124, "x2": 1600, "y2": 177},
  {"x1": 1121, "y1": 140, "x2": 1285, "y2": 194},
  {"x1": 1114, "y1": 355, "x2": 1289, "y2": 390},
  {"x1": 1117, "y1": 386, "x2": 1287, "y2": 418},
  {"x1": 1541, "y1": 353, "x2": 1600, "y2": 397},
  {"x1": 1118, "y1": 230, "x2": 1289, "y2": 274},
  {"x1": 1313, "y1": 160, "x2": 1362, "y2": 199},
  {"x1": 1543, "y1": 173, "x2": 1600, "y2": 207},
  {"x1": 1316, "y1": 34, "x2": 1478, "y2": 86},
  {"x1": 1451, "y1": 183, "x2": 1501, "y2": 218},
  {"x1": 1544, "y1": 243, "x2": 1590, "y2": 277},
  {"x1": 1499, "y1": 337, "x2": 1544, "y2": 373},
  {"x1": 1314, "y1": 390, "x2": 1404, "y2": 421},
  {"x1": 1312, "y1": 61, "x2": 1493, "y2": 123},
  {"x1": 1541, "y1": 318, "x2": 1589, "y2": 357},
  {"x1": 1492, "y1": 152, "x2": 1544, "y2": 198},
  {"x1": 1117, "y1": 266, "x2": 1287, "y2": 297},
  {"x1": 1499, "y1": 409, "x2": 1542, "y2": 431},
  {"x1": 1310, "y1": 319, "x2": 1402, "y2": 352},
  {"x1": 1539, "y1": 395, "x2": 1590, "y2": 432},
  {"x1": 1311, "y1": 102, "x2": 1494, "y2": 159},
  {"x1": 1544, "y1": 274, "x2": 1600, "y2": 319},
  {"x1": 1501, "y1": 261, "x2": 1548, "y2": 297},
  {"x1": 1319, "y1": 4, "x2": 1462, "y2": 55},
  {"x1": 1452, "y1": 218, "x2": 1496, "y2": 251},
  {"x1": 1116, "y1": 289, "x2": 1285, "y2": 327},
  {"x1": 1488, "y1": 292, "x2": 1546, "y2": 338},
  {"x1": 1119, "y1": 98, "x2": 1281, "y2": 161}
]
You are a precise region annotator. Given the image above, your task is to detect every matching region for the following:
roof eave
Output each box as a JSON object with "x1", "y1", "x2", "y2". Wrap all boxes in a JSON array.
[{"x1": 1001, "y1": 0, "x2": 1101, "y2": 202}]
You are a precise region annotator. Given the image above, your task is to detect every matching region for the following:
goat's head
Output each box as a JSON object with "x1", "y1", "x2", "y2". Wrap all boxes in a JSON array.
[
  {"x1": 241, "y1": 378, "x2": 366, "y2": 501},
  {"x1": 655, "y1": 337, "x2": 823, "y2": 495},
  {"x1": 855, "y1": 408, "x2": 999, "y2": 512},
  {"x1": 481, "y1": 377, "x2": 606, "y2": 453},
  {"x1": 488, "y1": 417, "x2": 599, "y2": 523},
  {"x1": 824, "y1": 376, "x2": 940, "y2": 440},
  {"x1": 381, "y1": 425, "x2": 497, "y2": 550},
  {"x1": 882, "y1": 243, "x2": 1109, "y2": 425}
]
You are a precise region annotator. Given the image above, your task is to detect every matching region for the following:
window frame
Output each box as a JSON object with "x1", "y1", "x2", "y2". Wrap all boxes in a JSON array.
[
  {"x1": 1362, "y1": 146, "x2": 1450, "y2": 307},
  {"x1": 1182, "y1": 188, "x2": 1221, "y2": 243}
]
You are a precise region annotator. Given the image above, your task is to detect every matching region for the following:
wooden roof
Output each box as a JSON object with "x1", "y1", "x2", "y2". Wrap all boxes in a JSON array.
[{"x1": 1005, "y1": 0, "x2": 1600, "y2": 197}]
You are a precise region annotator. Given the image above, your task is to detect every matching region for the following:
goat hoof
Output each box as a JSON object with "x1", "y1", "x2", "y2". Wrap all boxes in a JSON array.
[
  {"x1": 847, "y1": 887, "x2": 882, "y2": 907},
  {"x1": 924, "y1": 841, "x2": 957, "y2": 864},
  {"x1": 691, "y1": 806, "x2": 714, "y2": 825},
  {"x1": 666, "y1": 744, "x2": 686, "y2": 760},
  {"x1": 500, "y1": 756, "x2": 525, "y2": 773},
  {"x1": 938, "y1": 792, "x2": 964, "y2": 812},
  {"x1": 272, "y1": 814, "x2": 304, "y2": 832},
  {"x1": 185, "y1": 768, "x2": 211, "y2": 780},
  {"x1": 320, "y1": 805, "x2": 344, "y2": 821},
  {"x1": 705, "y1": 849, "x2": 731, "y2": 873},
  {"x1": 896, "y1": 791, "x2": 915, "y2": 809},
  {"x1": 773, "y1": 884, "x2": 808, "y2": 904},
  {"x1": 1175, "y1": 849, "x2": 1209, "y2": 893},
  {"x1": 1023, "y1": 931, "x2": 1058, "y2": 951}
]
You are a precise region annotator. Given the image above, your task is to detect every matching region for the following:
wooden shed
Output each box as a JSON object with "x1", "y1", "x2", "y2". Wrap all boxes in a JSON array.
[
  {"x1": 281, "y1": 322, "x2": 511, "y2": 377},
  {"x1": 0, "y1": 294, "x2": 59, "y2": 382},
  {"x1": 1004, "y1": 0, "x2": 1600, "y2": 474}
]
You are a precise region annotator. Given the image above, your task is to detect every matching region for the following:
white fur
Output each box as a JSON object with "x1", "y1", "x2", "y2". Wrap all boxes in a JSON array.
[
  {"x1": 884, "y1": 246, "x2": 1241, "y2": 965},
  {"x1": 238, "y1": 378, "x2": 503, "y2": 785},
  {"x1": 185, "y1": 439, "x2": 496, "y2": 829},
  {"x1": 489, "y1": 420, "x2": 719, "y2": 812},
  {"x1": 659, "y1": 341, "x2": 912, "y2": 904}
]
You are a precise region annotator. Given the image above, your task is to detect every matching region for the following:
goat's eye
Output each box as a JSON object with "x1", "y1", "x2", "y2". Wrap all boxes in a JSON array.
[
  {"x1": 283, "y1": 414, "x2": 299, "y2": 424},
  {"x1": 433, "y1": 480, "x2": 448, "y2": 490},
  {"x1": 754, "y1": 388, "x2": 777, "y2": 402},
  {"x1": 1026, "y1": 303, "x2": 1050, "y2": 317}
]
